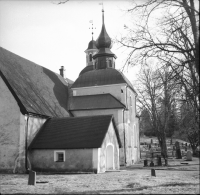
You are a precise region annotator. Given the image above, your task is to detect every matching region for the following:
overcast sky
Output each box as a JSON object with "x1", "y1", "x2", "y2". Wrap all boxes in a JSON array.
[{"x1": 0, "y1": 0, "x2": 139, "y2": 82}]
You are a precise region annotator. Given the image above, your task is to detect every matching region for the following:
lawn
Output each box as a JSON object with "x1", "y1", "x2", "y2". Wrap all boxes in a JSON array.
[{"x1": 1, "y1": 157, "x2": 199, "y2": 194}]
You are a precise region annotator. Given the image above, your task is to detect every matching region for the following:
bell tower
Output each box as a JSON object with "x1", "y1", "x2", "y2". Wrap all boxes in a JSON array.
[{"x1": 84, "y1": 23, "x2": 98, "y2": 66}]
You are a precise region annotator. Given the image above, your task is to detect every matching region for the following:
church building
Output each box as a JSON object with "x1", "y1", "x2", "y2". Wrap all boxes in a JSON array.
[{"x1": 0, "y1": 9, "x2": 140, "y2": 174}]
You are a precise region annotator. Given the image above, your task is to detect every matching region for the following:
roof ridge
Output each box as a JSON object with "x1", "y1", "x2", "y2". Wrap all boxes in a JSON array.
[
  {"x1": 50, "y1": 115, "x2": 113, "y2": 120},
  {"x1": 70, "y1": 93, "x2": 113, "y2": 97}
]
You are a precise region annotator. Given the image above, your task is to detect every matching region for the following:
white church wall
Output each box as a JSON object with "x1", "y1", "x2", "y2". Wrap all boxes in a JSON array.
[
  {"x1": 27, "y1": 116, "x2": 47, "y2": 146},
  {"x1": 123, "y1": 87, "x2": 140, "y2": 165},
  {"x1": 135, "y1": 117, "x2": 140, "y2": 160},
  {"x1": 0, "y1": 76, "x2": 26, "y2": 173},
  {"x1": 72, "y1": 84, "x2": 126, "y2": 105}
]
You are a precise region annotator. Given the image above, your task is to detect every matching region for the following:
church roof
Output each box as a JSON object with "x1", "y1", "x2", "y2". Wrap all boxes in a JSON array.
[
  {"x1": 0, "y1": 47, "x2": 70, "y2": 117},
  {"x1": 69, "y1": 94, "x2": 125, "y2": 111},
  {"x1": 86, "y1": 40, "x2": 97, "y2": 50},
  {"x1": 29, "y1": 115, "x2": 121, "y2": 149},
  {"x1": 79, "y1": 65, "x2": 94, "y2": 76},
  {"x1": 71, "y1": 68, "x2": 136, "y2": 93}
]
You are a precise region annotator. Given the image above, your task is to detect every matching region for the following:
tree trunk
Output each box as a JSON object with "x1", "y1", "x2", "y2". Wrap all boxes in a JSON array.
[{"x1": 157, "y1": 131, "x2": 168, "y2": 165}]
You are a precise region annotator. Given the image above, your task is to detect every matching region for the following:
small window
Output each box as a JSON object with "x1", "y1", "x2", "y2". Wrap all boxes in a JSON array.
[
  {"x1": 89, "y1": 54, "x2": 92, "y2": 62},
  {"x1": 58, "y1": 153, "x2": 64, "y2": 161},
  {"x1": 54, "y1": 150, "x2": 65, "y2": 162},
  {"x1": 73, "y1": 90, "x2": 77, "y2": 96}
]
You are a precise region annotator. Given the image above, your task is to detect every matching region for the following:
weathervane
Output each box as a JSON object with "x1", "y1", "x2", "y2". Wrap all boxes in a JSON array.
[
  {"x1": 99, "y1": 2, "x2": 104, "y2": 11},
  {"x1": 89, "y1": 20, "x2": 96, "y2": 40}
]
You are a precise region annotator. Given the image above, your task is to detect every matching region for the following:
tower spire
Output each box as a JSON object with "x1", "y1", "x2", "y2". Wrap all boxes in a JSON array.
[
  {"x1": 93, "y1": 7, "x2": 117, "y2": 69},
  {"x1": 85, "y1": 21, "x2": 98, "y2": 67},
  {"x1": 102, "y1": 3, "x2": 104, "y2": 25}
]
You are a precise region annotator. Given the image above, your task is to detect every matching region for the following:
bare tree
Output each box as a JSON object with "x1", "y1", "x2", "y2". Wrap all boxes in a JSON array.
[
  {"x1": 118, "y1": 0, "x2": 199, "y2": 76},
  {"x1": 118, "y1": 0, "x2": 199, "y2": 155},
  {"x1": 136, "y1": 64, "x2": 179, "y2": 164},
  {"x1": 52, "y1": 0, "x2": 69, "y2": 5}
]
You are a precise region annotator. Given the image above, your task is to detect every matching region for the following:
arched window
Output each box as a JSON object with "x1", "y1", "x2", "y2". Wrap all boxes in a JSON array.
[{"x1": 89, "y1": 54, "x2": 92, "y2": 62}]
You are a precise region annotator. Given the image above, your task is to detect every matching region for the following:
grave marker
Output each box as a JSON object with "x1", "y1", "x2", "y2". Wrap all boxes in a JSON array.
[
  {"x1": 150, "y1": 161, "x2": 154, "y2": 167},
  {"x1": 186, "y1": 151, "x2": 192, "y2": 161},
  {"x1": 144, "y1": 159, "x2": 148, "y2": 167},
  {"x1": 157, "y1": 156, "x2": 162, "y2": 166},
  {"x1": 28, "y1": 170, "x2": 36, "y2": 185},
  {"x1": 175, "y1": 141, "x2": 182, "y2": 159},
  {"x1": 151, "y1": 169, "x2": 156, "y2": 177}
]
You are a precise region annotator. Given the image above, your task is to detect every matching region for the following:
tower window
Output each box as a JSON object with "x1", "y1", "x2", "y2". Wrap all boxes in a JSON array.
[
  {"x1": 89, "y1": 54, "x2": 92, "y2": 62},
  {"x1": 109, "y1": 60, "x2": 112, "y2": 68}
]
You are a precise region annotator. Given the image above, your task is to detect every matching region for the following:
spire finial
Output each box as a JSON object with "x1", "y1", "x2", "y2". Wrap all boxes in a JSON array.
[
  {"x1": 99, "y1": 2, "x2": 104, "y2": 24},
  {"x1": 89, "y1": 20, "x2": 96, "y2": 40}
]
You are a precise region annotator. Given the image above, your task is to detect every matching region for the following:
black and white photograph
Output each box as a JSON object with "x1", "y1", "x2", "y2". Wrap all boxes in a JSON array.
[{"x1": 0, "y1": 0, "x2": 199, "y2": 194}]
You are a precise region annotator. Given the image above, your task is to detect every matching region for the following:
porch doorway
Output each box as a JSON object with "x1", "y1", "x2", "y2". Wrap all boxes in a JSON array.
[{"x1": 106, "y1": 145, "x2": 114, "y2": 170}]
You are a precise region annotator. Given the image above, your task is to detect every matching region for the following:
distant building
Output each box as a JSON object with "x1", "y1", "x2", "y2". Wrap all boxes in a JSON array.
[{"x1": 0, "y1": 9, "x2": 140, "y2": 174}]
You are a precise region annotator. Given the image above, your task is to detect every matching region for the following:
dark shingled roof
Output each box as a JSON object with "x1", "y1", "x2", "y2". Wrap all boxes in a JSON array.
[
  {"x1": 71, "y1": 68, "x2": 136, "y2": 93},
  {"x1": 69, "y1": 94, "x2": 125, "y2": 110},
  {"x1": 29, "y1": 115, "x2": 121, "y2": 149},
  {"x1": 86, "y1": 40, "x2": 97, "y2": 50},
  {"x1": 79, "y1": 65, "x2": 94, "y2": 76},
  {"x1": 0, "y1": 47, "x2": 70, "y2": 117}
]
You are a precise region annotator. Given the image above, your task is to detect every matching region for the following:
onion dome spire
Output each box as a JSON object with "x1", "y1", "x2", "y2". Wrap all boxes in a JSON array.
[
  {"x1": 95, "y1": 9, "x2": 112, "y2": 49},
  {"x1": 93, "y1": 8, "x2": 117, "y2": 67}
]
